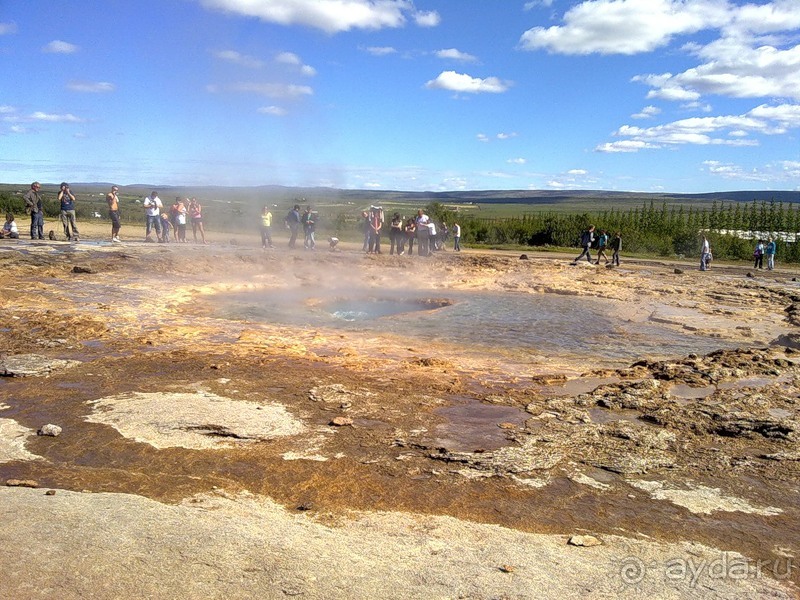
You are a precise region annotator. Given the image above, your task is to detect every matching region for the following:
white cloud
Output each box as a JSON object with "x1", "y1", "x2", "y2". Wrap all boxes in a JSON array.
[
  {"x1": 425, "y1": 71, "x2": 511, "y2": 94},
  {"x1": 211, "y1": 82, "x2": 313, "y2": 98},
  {"x1": 29, "y1": 112, "x2": 84, "y2": 123},
  {"x1": 567, "y1": 169, "x2": 588, "y2": 175},
  {"x1": 0, "y1": 105, "x2": 15, "y2": 114},
  {"x1": 524, "y1": 1, "x2": 554, "y2": 9},
  {"x1": 595, "y1": 103, "x2": 800, "y2": 153},
  {"x1": 632, "y1": 105, "x2": 661, "y2": 119},
  {"x1": 213, "y1": 49, "x2": 265, "y2": 68},
  {"x1": 258, "y1": 105, "x2": 288, "y2": 116},
  {"x1": 476, "y1": 133, "x2": 489, "y2": 143},
  {"x1": 0, "y1": 22, "x2": 17, "y2": 35},
  {"x1": 414, "y1": 10, "x2": 440, "y2": 27},
  {"x1": 43, "y1": 40, "x2": 78, "y2": 54},
  {"x1": 276, "y1": 52, "x2": 316, "y2": 76},
  {"x1": 507, "y1": 157, "x2": 527, "y2": 164},
  {"x1": 199, "y1": 0, "x2": 428, "y2": 34},
  {"x1": 519, "y1": 0, "x2": 726, "y2": 55},
  {"x1": 364, "y1": 46, "x2": 397, "y2": 56},
  {"x1": 496, "y1": 132, "x2": 518, "y2": 140},
  {"x1": 67, "y1": 81, "x2": 115, "y2": 93},
  {"x1": 435, "y1": 48, "x2": 478, "y2": 62},
  {"x1": 10, "y1": 125, "x2": 28, "y2": 134}
]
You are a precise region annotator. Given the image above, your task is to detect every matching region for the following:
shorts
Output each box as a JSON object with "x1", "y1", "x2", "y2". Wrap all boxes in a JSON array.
[{"x1": 109, "y1": 210, "x2": 120, "y2": 228}]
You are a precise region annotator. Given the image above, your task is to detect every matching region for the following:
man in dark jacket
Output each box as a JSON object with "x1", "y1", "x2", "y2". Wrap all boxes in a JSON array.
[{"x1": 24, "y1": 181, "x2": 45, "y2": 240}]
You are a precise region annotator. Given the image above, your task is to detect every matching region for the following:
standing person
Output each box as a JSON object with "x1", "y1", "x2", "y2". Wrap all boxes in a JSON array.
[
  {"x1": 766, "y1": 237, "x2": 776, "y2": 270},
  {"x1": 285, "y1": 204, "x2": 301, "y2": 248},
  {"x1": 302, "y1": 205, "x2": 316, "y2": 250},
  {"x1": 427, "y1": 220, "x2": 437, "y2": 252},
  {"x1": 58, "y1": 182, "x2": 79, "y2": 241},
  {"x1": 404, "y1": 217, "x2": 416, "y2": 255},
  {"x1": 415, "y1": 209, "x2": 430, "y2": 256},
  {"x1": 389, "y1": 212, "x2": 403, "y2": 255},
  {"x1": 189, "y1": 198, "x2": 206, "y2": 244},
  {"x1": 260, "y1": 206, "x2": 274, "y2": 249},
  {"x1": 753, "y1": 239, "x2": 765, "y2": 269},
  {"x1": 106, "y1": 185, "x2": 122, "y2": 242},
  {"x1": 594, "y1": 229, "x2": 609, "y2": 264},
  {"x1": 143, "y1": 191, "x2": 163, "y2": 242},
  {"x1": 24, "y1": 181, "x2": 44, "y2": 240},
  {"x1": 453, "y1": 222, "x2": 461, "y2": 251},
  {"x1": 360, "y1": 211, "x2": 370, "y2": 252},
  {"x1": 439, "y1": 222, "x2": 449, "y2": 251},
  {"x1": 700, "y1": 235, "x2": 710, "y2": 271},
  {"x1": 367, "y1": 205, "x2": 383, "y2": 253},
  {"x1": 572, "y1": 225, "x2": 595, "y2": 264},
  {"x1": 610, "y1": 232, "x2": 622, "y2": 266},
  {"x1": 175, "y1": 199, "x2": 187, "y2": 242},
  {"x1": 160, "y1": 213, "x2": 172, "y2": 243}
]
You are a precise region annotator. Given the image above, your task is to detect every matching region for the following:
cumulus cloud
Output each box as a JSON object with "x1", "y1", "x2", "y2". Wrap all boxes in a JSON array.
[
  {"x1": 199, "y1": 0, "x2": 434, "y2": 34},
  {"x1": 425, "y1": 71, "x2": 511, "y2": 94},
  {"x1": 414, "y1": 10, "x2": 440, "y2": 27},
  {"x1": 632, "y1": 105, "x2": 661, "y2": 119},
  {"x1": 258, "y1": 105, "x2": 288, "y2": 116},
  {"x1": 67, "y1": 81, "x2": 115, "y2": 93},
  {"x1": 0, "y1": 22, "x2": 17, "y2": 35},
  {"x1": 595, "y1": 102, "x2": 800, "y2": 152},
  {"x1": 213, "y1": 49, "x2": 265, "y2": 68},
  {"x1": 276, "y1": 52, "x2": 316, "y2": 76},
  {"x1": 496, "y1": 132, "x2": 518, "y2": 139},
  {"x1": 43, "y1": 40, "x2": 78, "y2": 54},
  {"x1": 476, "y1": 133, "x2": 489, "y2": 142},
  {"x1": 435, "y1": 48, "x2": 478, "y2": 62},
  {"x1": 507, "y1": 157, "x2": 527, "y2": 164},
  {"x1": 519, "y1": 0, "x2": 726, "y2": 55}
]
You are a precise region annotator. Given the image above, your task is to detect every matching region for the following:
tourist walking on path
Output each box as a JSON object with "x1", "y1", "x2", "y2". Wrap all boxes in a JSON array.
[
  {"x1": 753, "y1": 239, "x2": 765, "y2": 269},
  {"x1": 766, "y1": 237, "x2": 776, "y2": 270},
  {"x1": 285, "y1": 204, "x2": 301, "y2": 249},
  {"x1": 24, "y1": 181, "x2": 44, "y2": 240},
  {"x1": 106, "y1": 185, "x2": 121, "y2": 242},
  {"x1": 189, "y1": 198, "x2": 206, "y2": 244},
  {"x1": 453, "y1": 222, "x2": 461, "y2": 251},
  {"x1": 594, "y1": 229, "x2": 609, "y2": 264},
  {"x1": 260, "y1": 206, "x2": 274, "y2": 249},
  {"x1": 610, "y1": 232, "x2": 621, "y2": 266},
  {"x1": 58, "y1": 182, "x2": 79, "y2": 241},
  {"x1": 143, "y1": 191, "x2": 163, "y2": 242},
  {"x1": 571, "y1": 225, "x2": 595, "y2": 264},
  {"x1": 700, "y1": 236, "x2": 711, "y2": 271}
]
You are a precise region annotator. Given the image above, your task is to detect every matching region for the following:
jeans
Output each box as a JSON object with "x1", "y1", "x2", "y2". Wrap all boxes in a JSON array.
[
  {"x1": 416, "y1": 229, "x2": 430, "y2": 256},
  {"x1": 30, "y1": 211, "x2": 44, "y2": 239},
  {"x1": 261, "y1": 226, "x2": 273, "y2": 247},
  {"x1": 288, "y1": 224, "x2": 299, "y2": 248},
  {"x1": 304, "y1": 229, "x2": 316, "y2": 249},
  {"x1": 146, "y1": 214, "x2": 162, "y2": 239},
  {"x1": 60, "y1": 210, "x2": 79, "y2": 239},
  {"x1": 767, "y1": 254, "x2": 775, "y2": 270},
  {"x1": 368, "y1": 230, "x2": 381, "y2": 253},
  {"x1": 574, "y1": 245, "x2": 592, "y2": 263},
  {"x1": 454, "y1": 236, "x2": 461, "y2": 251}
]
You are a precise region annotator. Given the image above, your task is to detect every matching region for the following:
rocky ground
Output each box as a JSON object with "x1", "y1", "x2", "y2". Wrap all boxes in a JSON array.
[{"x1": 0, "y1": 227, "x2": 798, "y2": 599}]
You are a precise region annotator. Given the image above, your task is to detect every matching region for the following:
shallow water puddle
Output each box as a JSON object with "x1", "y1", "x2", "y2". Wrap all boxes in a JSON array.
[{"x1": 432, "y1": 399, "x2": 528, "y2": 452}]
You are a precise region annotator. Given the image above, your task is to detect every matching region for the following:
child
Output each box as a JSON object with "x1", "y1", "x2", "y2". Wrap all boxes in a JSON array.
[
  {"x1": 0, "y1": 213, "x2": 19, "y2": 239},
  {"x1": 160, "y1": 213, "x2": 172, "y2": 243}
]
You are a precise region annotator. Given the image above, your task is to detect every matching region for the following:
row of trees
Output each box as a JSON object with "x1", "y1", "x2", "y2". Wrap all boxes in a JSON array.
[{"x1": 432, "y1": 199, "x2": 800, "y2": 262}]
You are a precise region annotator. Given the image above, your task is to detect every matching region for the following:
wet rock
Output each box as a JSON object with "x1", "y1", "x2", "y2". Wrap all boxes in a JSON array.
[
  {"x1": 6, "y1": 479, "x2": 39, "y2": 488},
  {"x1": 296, "y1": 502, "x2": 313, "y2": 511},
  {"x1": 45, "y1": 490, "x2": 56, "y2": 496},
  {"x1": 0, "y1": 354, "x2": 81, "y2": 377},
  {"x1": 568, "y1": 535, "x2": 602, "y2": 547},
  {"x1": 37, "y1": 424, "x2": 62, "y2": 437},
  {"x1": 330, "y1": 416, "x2": 354, "y2": 427},
  {"x1": 499, "y1": 565, "x2": 515, "y2": 573},
  {"x1": 519, "y1": 254, "x2": 529, "y2": 260},
  {"x1": 711, "y1": 416, "x2": 793, "y2": 440},
  {"x1": 72, "y1": 266, "x2": 93, "y2": 274},
  {"x1": 673, "y1": 268, "x2": 683, "y2": 274}
]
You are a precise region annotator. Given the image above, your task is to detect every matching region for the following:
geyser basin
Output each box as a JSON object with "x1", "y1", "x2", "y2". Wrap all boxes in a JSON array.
[{"x1": 206, "y1": 288, "x2": 744, "y2": 367}]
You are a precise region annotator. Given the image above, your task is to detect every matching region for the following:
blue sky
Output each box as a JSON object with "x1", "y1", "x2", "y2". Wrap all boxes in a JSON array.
[{"x1": 1, "y1": 0, "x2": 799, "y2": 193}]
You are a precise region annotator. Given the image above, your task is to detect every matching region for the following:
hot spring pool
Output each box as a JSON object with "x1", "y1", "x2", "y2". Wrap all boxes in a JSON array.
[{"x1": 205, "y1": 288, "x2": 741, "y2": 366}]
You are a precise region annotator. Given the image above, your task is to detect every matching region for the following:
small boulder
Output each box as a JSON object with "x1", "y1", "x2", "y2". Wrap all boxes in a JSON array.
[
  {"x1": 38, "y1": 424, "x2": 62, "y2": 437},
  {"x1": 519, "y1": 254, "x2": 529, "y2": 260},
  {"x1": 72, "y1": 266, "x2": 93, "y2": 274},
  {"x1": 330, "y1": 416, "x2": 354, "y2": 427},
  {"x1": 674, "y1": 268, "x2": 683, "y2": 274}
]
